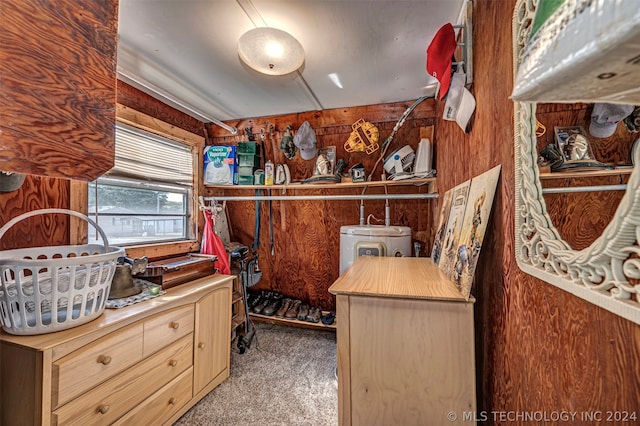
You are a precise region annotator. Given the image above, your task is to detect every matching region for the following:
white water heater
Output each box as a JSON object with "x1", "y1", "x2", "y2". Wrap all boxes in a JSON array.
[{"x1": 339, "y1": 225, "x2": 412, "y2": 275}]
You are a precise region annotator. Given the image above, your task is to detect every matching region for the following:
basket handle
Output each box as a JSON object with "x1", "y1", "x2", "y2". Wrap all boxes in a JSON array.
[{"x1": 0, "y1": 208, "x2": 111, "y2": 250}]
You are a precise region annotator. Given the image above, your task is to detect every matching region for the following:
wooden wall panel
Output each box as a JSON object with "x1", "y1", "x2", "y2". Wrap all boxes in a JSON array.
[
  {"x1": 543, "y1": 176, "x2": 626, "y2": 251},
  {"x1": 0, "y1": 83, "x2": 203, "y2": 253},
  {"x1": 117, "y1": 82, "x2": 205, "y2": 137},
  {"x1": 207, "y1": 100, "x2": 437, "y2": 310},
  {"x1": 207, "y1": 101, "x2": 436, "y2": 184},
  {"x1": 445, "y1": 0, "x2": 640, "y2": 421},
  {"x1": 0, "y1": 0, "x2": 118, "y2": 180},
  {"x1": 0, "y1": 176, "x2": 70, "y2": 250}
]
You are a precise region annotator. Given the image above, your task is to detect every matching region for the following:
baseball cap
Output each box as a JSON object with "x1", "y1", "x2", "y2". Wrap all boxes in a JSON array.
[
  {"x1": 426, "y1": 23, "x2": 457, "y2": 100},
  {"x1": 443, "y1": 69, "x2": 476, "y2": 133},
  {"x1": 589, "y1": 103, "x2": 634, "y2": 138},
  {"x1": 293, "y1": 121, "x2": 317, "y2": 160}
]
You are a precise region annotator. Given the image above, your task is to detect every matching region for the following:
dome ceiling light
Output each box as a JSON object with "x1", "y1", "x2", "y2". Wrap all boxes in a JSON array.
[{"x1": 238, "y1": 27, "x2": 305, "y2": 76}]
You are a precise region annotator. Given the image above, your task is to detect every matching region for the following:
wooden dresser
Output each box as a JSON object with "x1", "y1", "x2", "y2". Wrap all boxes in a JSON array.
[
  {"x1": 0, "y1": 274, "x2": 235, "y2": 426},
  {"x1": 329, "y1": 257, "x2": 476, "y2": 426}
]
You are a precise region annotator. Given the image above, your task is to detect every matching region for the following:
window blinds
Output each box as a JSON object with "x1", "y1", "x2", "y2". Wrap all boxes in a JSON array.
[{"x1": 107, "y1": 122, "x2": 194, "y2": 186}]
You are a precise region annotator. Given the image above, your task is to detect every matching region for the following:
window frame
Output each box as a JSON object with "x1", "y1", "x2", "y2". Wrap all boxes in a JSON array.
[{"x1": 70, "y1": 104, "x2": 204, "y2": 259}]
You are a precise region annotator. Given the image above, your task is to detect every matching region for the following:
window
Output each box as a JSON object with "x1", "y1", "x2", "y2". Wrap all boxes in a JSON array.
[{"x1": 88, "y1": 122, "x2": 195, "y2": 246}]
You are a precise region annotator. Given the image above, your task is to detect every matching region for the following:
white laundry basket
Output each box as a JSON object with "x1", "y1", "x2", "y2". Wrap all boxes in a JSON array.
[{"x1": 0, "y1": 209, "x2": 124, "y2": 335}]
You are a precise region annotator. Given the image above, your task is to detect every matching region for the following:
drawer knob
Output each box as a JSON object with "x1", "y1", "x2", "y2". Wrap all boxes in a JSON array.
[
  {"x1": 97, "y1": 405, "x2": 110, "y2": 414},
  {"x1": 169, "y1": 359, "x2": 178, "y2": 367},
  {"x1": 169, "y1": 397, "x2": 177, "y2": 405},
  {"x1": 169, "y1": 322, "x2": 180, "y2": 329},
  {"x1": 97, "y1": 355, "x2": 112, "y2": 365},
  {"x1": 198, "y1": 342, "x2": 205, "y2": 349}
]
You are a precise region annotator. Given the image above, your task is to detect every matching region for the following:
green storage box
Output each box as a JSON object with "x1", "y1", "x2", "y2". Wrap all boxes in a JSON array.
[
  {"x1": 237, "y1": 174, "x2": 255, "y2": 185},
  {"x1": 237, "y1": 141, "x2": 259, "y2": 154},
  {"x1": 237, "y1": 153, "x2": 261, "y2": 168},
  {"x1": 237, "y1": 165, "x2": 257, "y2": 176}
]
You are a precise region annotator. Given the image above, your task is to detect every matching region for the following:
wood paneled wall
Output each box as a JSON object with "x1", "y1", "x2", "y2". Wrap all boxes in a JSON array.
[
  {"x1": 207, "y1": 102, "x2": 437, "y2": 310},
  {"x1": 443, "y1": 0, "x2": 640, "y2": 419},
  {"x1": 117, "y1": 83, "x2": 205, "y2": 137},
  {"x1": 0, "y1": 0, "x2": 118, "y2": 180},
  {"x1": 0, "y1": 82, "x2": 201, "y2": 251},
  {"x1": 0, "y1": 177, "x2": 70, "y2": 250}
]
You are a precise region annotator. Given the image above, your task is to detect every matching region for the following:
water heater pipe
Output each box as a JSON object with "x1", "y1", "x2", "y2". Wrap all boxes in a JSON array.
[{"x1": 385, "y1": 202, "x2": 390, "y2": 227}]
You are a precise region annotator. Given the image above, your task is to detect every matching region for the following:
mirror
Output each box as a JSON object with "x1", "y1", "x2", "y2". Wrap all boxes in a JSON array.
[
  {"x1": 513, "y1": 0, "x2": 640, "y2": 325},
  {"x1": 535, "y1": 102, "x2": 634, "y2": 250}
]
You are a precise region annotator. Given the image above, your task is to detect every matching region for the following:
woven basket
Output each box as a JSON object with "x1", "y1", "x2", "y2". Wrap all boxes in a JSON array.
[{"x1": 0, "y1": 209, "x2": 124, "y2": 335}]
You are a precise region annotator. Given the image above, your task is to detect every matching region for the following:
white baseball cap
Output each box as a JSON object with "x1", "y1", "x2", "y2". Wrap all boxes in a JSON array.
[
  {"x1": 589, "y1": 103, "x2": 634, "y2": 138},
  {"x1": 293, "y1": 121, "x2": 317, "y2": 160},
  {"x1": 443, "y1": 69, "x2": 476, "y2": 133}
]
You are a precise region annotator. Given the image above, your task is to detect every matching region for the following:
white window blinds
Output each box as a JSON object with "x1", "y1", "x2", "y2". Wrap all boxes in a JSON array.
[{"x1": 109, "y1": 122, "x2": 194, "y2": 186}]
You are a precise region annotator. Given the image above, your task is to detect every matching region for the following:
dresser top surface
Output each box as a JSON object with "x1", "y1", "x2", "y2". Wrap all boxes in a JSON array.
[
  {"x1": 329, "y1": 257, "x2": 471, "y2": 302},
  {"x1": 0, "y1": 273, "x2": 235, "y2": 349}
]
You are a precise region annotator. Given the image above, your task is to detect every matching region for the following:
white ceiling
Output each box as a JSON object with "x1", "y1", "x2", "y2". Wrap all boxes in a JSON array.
[{"x1": 117, "y1": 0, "x2": 466, "y2": 127}]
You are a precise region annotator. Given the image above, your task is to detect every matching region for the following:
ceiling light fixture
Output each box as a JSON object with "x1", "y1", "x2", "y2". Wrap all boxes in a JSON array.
[{"x1": 238, "y1": 27, "x2": 304, "y2": 76}]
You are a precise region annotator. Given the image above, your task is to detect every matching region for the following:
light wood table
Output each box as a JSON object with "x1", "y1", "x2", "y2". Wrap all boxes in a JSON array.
[{"x1": 329, "y1": 257, "x2": 476, "y2": 426}]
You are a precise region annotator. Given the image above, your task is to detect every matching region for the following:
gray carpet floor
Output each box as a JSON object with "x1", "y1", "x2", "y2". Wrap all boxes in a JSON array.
[{"x1": 174, "y1": 322, "x2": 338, "y2": 426}]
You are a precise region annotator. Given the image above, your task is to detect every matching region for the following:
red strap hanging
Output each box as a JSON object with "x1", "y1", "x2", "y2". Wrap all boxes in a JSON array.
[{"x1": 201, "y1": 209, "x2": 230, "y2": 275}]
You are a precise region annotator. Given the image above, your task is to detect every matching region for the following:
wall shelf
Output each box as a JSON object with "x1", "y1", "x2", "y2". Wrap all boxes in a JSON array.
[
  {"x1": 539, "y1": 167, "x2": 632, "y2": 194},
  {"x1": 249, "y1": 312, "x2": 336, "y2": 331},
  {"x1": 205, "y1": 177, "x2": 435, "y2": 191},
  {"x1": 202, "y1": 177, "x2": 437, "y2": 202},
  {"x1": 539, "y1": 167, "x2": 633, "y2": 180}
]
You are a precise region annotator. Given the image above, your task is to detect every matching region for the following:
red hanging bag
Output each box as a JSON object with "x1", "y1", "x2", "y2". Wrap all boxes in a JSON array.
[{"x1": 201, "y1": 209, "x2": 230, "y2": 275}]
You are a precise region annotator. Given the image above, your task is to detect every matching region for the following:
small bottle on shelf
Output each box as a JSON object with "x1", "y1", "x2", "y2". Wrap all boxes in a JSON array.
[{"x1": 265, "y1": 160, "x2": 274, "y2": 185}]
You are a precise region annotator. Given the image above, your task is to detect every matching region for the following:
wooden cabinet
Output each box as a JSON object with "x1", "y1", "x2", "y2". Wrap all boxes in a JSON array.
[
  {"x1": 0, "y1": 0, "x2": 118, "y2": 180},
  {"x1": 0, "y1": 274, "x2": 234, "y2": 426},
  {"x1": 329, "y1": 257, "x2": 476, "y2": 426},
  {"x1": 193, "y1": 286, "x2": 231, "y2": 396}
]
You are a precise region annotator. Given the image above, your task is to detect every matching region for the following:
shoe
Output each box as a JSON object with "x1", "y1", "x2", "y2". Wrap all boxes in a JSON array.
[
  {"x1": 285, "y1": 299, "x2": 302, "y2": 319},
  {"x1": 247, "y1": 292, "x2": 262, "y2": 310},
  {"x1": 252, "y1": 291, "x2": 272, "y2": 314},
  {"x1": 306, "y1": 306, "x2": 322, "y2": 323},
  {"x1": 297, "y1": 304, "x2": 310, "y2": 321},
  {"x1": 261, "y1": 293, "x2": 283, "y2": 316},
  {"x1": 275, "y1": 298, "x2": 292, "y2": 318},
  {"x1": 321, "y1": 311, "x2": 336, "y2": 325}
]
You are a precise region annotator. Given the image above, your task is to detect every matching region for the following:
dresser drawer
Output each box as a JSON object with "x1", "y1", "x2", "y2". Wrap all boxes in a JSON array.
[
  {"x1": 52, "y1": 334, "x2": 193, "y2": 426},
  {"x1": 113, "y1": 367, "x2": 193, "y2": 426},
  {"x1": 144, "y1": 305, "x2": 194, "y2": 356},
  {"x1": 52, "y1": 323, "x2": 144, "y2": 408}
]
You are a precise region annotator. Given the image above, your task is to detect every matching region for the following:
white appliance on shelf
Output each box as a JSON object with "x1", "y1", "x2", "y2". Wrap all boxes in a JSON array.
[
  {"x1": 383, "y1": 145, "x2": 415, "y2": 180},
  {"x1": 339, "y1": 225, "x2": 412, "y2": 275}
]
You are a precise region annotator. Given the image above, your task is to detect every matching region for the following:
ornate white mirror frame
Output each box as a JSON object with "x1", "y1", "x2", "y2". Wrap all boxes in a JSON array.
[{"x1": 513, "y1": 0, "x2": 640, "y2": 325}]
